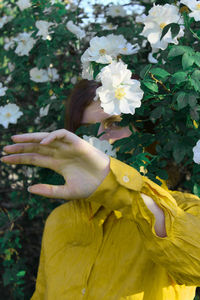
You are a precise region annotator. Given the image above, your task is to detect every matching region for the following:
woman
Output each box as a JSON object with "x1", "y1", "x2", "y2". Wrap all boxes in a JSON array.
[{"x1": 1, "y1": 79, "x2": 200, "y2": 300}]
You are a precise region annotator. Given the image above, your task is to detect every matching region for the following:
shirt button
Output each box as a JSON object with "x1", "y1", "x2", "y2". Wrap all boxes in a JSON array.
[
  {"x1": 123, "y1": 175, "x2": 130, "y2": 183},
  {"x1": 81, "y1": 288, "x2": 86, "y2": 295}
]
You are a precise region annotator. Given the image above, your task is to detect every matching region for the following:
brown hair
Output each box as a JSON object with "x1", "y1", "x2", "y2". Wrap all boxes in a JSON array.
[{"x1": 64, "y1": 79, "x2": 101, "y2": 133}]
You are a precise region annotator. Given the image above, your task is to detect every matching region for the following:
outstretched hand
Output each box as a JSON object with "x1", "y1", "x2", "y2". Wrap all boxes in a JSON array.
[{"x1": 1, "y1": 129, "x2": 110, "y2": 200}]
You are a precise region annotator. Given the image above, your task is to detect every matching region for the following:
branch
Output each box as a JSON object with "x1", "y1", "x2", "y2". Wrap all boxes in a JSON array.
[{"x1": 149, "y1": 72, "x2": 172, "y2": 94}]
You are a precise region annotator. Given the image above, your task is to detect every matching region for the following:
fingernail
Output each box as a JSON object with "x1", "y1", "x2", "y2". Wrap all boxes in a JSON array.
[
  {"x1": 27, "y1": 187, "x2": 31, "y2": 192},
  {"x1": 40, "y1": 139, "x2": 48, "y2": 144}
]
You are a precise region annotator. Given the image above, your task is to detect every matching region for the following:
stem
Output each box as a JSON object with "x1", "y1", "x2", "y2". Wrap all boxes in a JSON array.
[
  {"x1": 183, "y1": 12, "x2": 200, "y2": 42},
  {"x1": 149, "y1": 72, "x2": 172, "y2": 94}
]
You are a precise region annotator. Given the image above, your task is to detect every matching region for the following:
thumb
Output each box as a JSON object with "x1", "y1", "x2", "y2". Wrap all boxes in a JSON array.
[{"x1": 28, "y1": 184, "x2": 70, "y2": 199}]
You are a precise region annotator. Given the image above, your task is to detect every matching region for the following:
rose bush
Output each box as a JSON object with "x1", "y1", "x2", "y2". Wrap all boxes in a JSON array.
[{"x1": 0, "y1": 0, "x2": 200, "y2": 299}]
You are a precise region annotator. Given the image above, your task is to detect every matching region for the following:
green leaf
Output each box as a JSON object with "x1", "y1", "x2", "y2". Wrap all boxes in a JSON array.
[
  {"x1": 17, "y1": 270, "x2": 26, "y2": 277},
  {"x1": 194, "y1": 52, "x2": 200, "y2": 67},
  {"x1": 188, "y1": 93, "x2": 197, "y2": 108},
  {"x1": 75, "y1": 123, "x2": 100, "y2": 137},
  {"x1": 157, "y1": 169, "x2": 168, "y2": 180},
  {"x1": 142, "y1": 80, "x2": 158, "y2": 93},
  {"x1": 182, "y1": 52, "x2": 195, "y2": 70},
  {"x1": 90, "y1": 62, "x2": 105, "y2": 80},
  {"x1": 150, "y1": 68, "x2": 170, "y2": 78},
  {"x1": 171, "y1": 71, "x2": 187, "y2": 84},
  {"x1": 160, "y1": 23, "x2": 171, "y2": 40},
  {"x1": 175, "y1": 91, "x2": 188, "y2": 110},
  {"x1": 192, "y1": 69, "x2": 200, "y2": 80},
  {"x1": 190, "y1": 70, "x2": 200, "y2": 92},
  {"x1": 140, "y1": 64, "x2": 152, "y2": 79},
  {"x1": 3, "y1": 269, "x2": 13, "y2": 286},
  {"x1": 170, "y1": 23, "x2": 181, "y2": 39},
  {"x1": 193, "y1": 183, "x2": 200, "y2": 197},
  {"x1": 150, "y1": 106, "x2": 162, "y2": 121},
  {"x1": 173, "y1": 147, "x2": 186, "y2": 164},
  {"x1": 168, "y1": 45, "x2": 194, "y2": 58},
  {"x1": 190, "y1": 107, "x2": 200, "y2": 121}
]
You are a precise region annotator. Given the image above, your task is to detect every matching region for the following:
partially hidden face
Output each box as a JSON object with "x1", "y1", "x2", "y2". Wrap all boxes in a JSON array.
[{"x1": 81, "y1": 100, "x2": 136, "y2": 143}]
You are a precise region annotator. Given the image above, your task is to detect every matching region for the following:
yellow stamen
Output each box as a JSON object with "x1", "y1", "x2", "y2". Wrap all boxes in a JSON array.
[
  {"x1": 122, "y1": 47, "x2": 127, "y2": 51},
  {"x1": 180, "y1": 6, "x2": 190, "y2": 14},
  {"x1": 99, "y1": 49, "x2": 106, "y2": 55},
  {"x1": 6, "y1": 112, "x2": 11, "y2": 118},
  {"x1": 160, "y1": 22, "x2": 167, "y2": 29},
  {"x1": 115, "y1": 9, "x2": 120, "y2": 13},
  {"x1": 115, "y1": 87, "x2": 126, "y2": 100},
  {"x1": 33, "y1": 86, "x2": 39, "y2": 91},
  {"x1": 49, "y1": 89, "x2": 54, "y2": 96},
  {"x1": 196, "y1": 3, "x2": 200, "y2": 9}
]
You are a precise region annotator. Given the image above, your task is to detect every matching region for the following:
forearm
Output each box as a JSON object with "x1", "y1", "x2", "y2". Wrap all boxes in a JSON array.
[{"x1": 141, "y1": 193, "x2": 167, "y2": 237}]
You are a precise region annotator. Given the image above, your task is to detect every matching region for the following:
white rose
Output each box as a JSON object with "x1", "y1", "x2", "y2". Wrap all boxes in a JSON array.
[
  {"x1": 16, "y1": 0, "x2": 31, "y2": 10},
  {"x1": 30, "y1": 67, "x2": 49, "y2": 83},
  {"x1": 140, "y1": 4, "x2": 184, "y2": 50},
  {"x1": 135, "y1": 13, "x2": 146, "y2": 23},
  {"x1": 95, "y1": 61, "x2": 144, "y2": 115},
  {"x1": 0, "y1": 103, "x2": 23, "y2": 129},
  {"x1": 66, "y1": 21, "x2": 86, "y2": 39},
  {"x1": 106, "y1": 5, "x2": 127, "y2": 17},
  {"x1": 81, "y1": 34, "x2": 139, "y2": 66},
  {"x1": 81, "y1": 61, "x2": 94, "y2": 80},
  {"x1": 47, "y1": 67, "x2": 59, "y2": 82},
  {"x1": 39, "y1": 104, "x2": 50, "y2": 117},
  {"x1": 193, "y1": 140, "x2": 200, "y2": 164},
  {"x1": 83, "y1": 135, "x2": 117, "y2": 158},
  {"x1": 8, "y1": 63, "x2": 15, "y2": 72},
  {"x1": 0, "y1": 15, "x2": 13, "y2": 29},
  {"x1": 148, "y1": 50, "x2": 159, "y2": 63},
  {"x1": 4, "y1": 37, "x2": 15, "y2": 51},
  {"x1": 5, "y1": 75, "x2": 12, "y2": 84},
  {"x1": 101, "y1": 23, "x2": 118, "y2": 30},
  {"x1": 0, "y1": 83, "x2": 8, "y2": 97},
  {"x1": 14, "y1": 32, "x2": 36, "y2": 56},
  {"x1": 132, "y1": 4, "x2": 145, "y2": 15},
  {"x1": 180, "y1": 0, "x2": 200, "y2": 21},
  {"x1": 71, "y1": 76, "x2": 77, "y2": 85},
  {"x1": 35, "y1": 20, "x2": 54, "y2": 40}
]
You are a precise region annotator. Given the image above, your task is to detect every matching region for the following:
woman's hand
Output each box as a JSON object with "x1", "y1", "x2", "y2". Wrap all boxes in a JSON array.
[{"x1": 1, "y1": 129, "x2": 110, "y2": 200}]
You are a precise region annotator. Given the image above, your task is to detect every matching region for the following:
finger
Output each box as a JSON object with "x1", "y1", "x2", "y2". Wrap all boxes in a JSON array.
[
  {"x1": 1, "y1": 153, "x2": 59, "y2": 171},
  {"x1": 3, "y1": 143, "x2": 55, "y2": 155},
  {"x1": 28, "y1": 184, "x2": 70, "y2": 199},
  {"x1": 40, "y1": 129, "x2": 76, "y2": 145},
  {"x1": 11, "y1": 132, "x2": 50, "y2": 143}
]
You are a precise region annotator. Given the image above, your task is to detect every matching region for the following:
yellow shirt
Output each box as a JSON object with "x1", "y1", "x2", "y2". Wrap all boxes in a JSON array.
[{"x1": 31, "y1": 157, "x2": 200, "y2": 300}]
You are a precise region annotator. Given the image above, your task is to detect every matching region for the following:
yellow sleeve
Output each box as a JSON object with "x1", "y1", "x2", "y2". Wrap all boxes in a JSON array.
[
  {"x1": 30, "y1": 235, "x2": 46, "y2": 300},
  {"x1": 87, "y1": 157, "x2": 200, "y2": 286}
]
